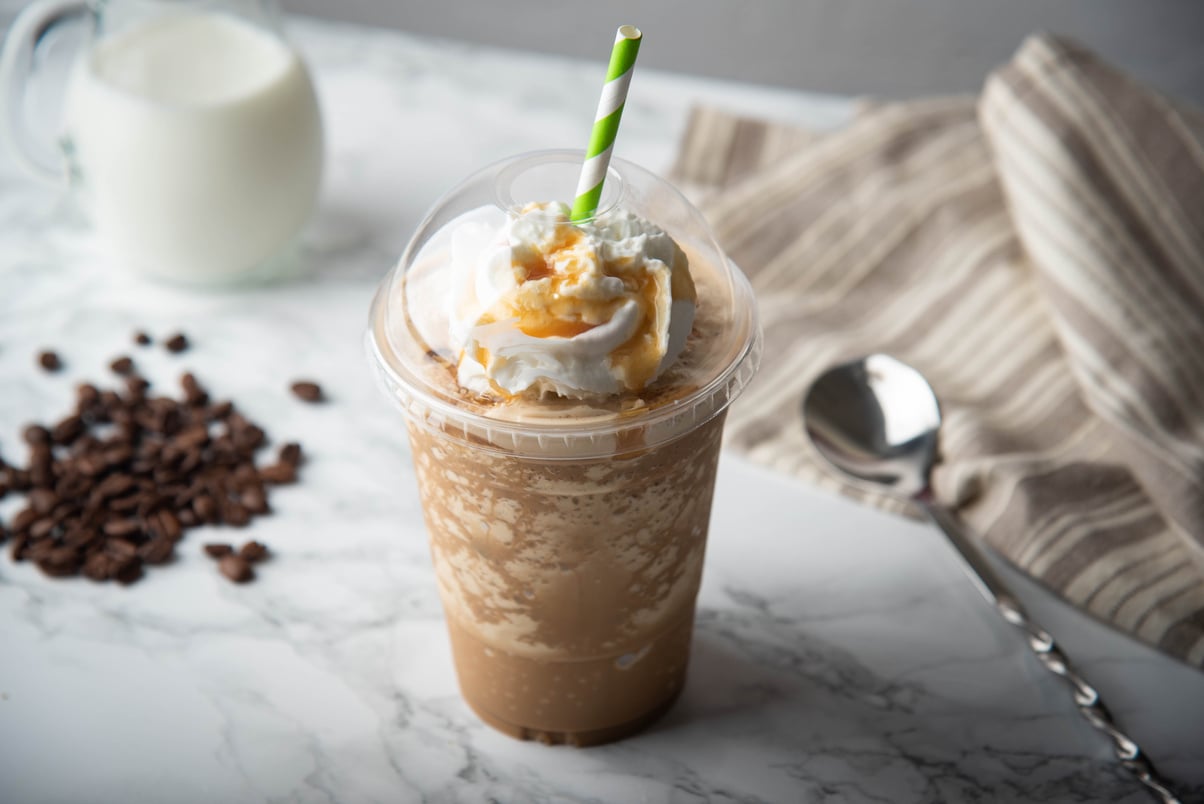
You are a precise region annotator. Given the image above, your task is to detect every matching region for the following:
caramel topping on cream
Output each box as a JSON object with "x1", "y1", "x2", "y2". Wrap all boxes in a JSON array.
[{"x1": 450, "y1": 202, "x2": 696, "y2": 400}]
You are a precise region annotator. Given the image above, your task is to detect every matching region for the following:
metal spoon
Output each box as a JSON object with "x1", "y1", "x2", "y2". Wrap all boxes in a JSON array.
[{"x1": 802, "y1": 353, "x2": 1179, "y2": 804}]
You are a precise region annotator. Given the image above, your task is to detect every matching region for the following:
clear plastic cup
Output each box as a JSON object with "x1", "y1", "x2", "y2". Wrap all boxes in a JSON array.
[{"x1": 366, "y1": 150, "x2": 760, "y2": 745}]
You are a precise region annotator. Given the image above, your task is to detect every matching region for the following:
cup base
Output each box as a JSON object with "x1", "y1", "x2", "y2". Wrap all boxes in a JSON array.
[
  {"x1": 462, "y1": 684, "x2": 684, "y2": 747},
  {"x1": 446, "y1": 612, "x2": 695, "y2": 746}
]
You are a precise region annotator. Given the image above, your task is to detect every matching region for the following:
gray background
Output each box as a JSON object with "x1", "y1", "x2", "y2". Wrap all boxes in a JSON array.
[
  {"x1": 1, "y1": 1, "x2": 1202, "y2": 106},
  {"x1": 280, "y1": 0, "x2": 1204, "y2": 107}
]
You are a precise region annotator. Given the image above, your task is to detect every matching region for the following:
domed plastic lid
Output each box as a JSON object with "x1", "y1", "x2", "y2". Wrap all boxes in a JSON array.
[{"x1": 366, "y1": 150, "x2": 761, "y2": 459}]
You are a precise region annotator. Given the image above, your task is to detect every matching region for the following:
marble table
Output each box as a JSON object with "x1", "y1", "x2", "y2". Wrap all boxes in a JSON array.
[{"x1": 2, "y1": 16, "x2": 1202, "y2": 804}]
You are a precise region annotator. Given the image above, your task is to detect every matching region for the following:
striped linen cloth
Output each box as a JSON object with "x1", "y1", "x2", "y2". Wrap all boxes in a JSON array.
[{"x1": 672, "y1": 35, "x2": 1204, "y2": 667}]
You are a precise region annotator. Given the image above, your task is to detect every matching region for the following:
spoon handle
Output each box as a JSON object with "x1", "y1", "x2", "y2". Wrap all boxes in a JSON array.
[{"x1": 920, "y1": 501, "x2": 1181, "y2": 804}]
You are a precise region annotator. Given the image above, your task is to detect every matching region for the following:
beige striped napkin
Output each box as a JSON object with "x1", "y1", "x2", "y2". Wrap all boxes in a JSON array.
[{"x1": 673, "y1": 35, "x2": 1204, "y2": 668}]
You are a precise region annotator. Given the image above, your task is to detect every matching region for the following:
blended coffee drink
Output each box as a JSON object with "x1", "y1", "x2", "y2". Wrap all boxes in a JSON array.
[{"x1": 368, "y1": 151, "x2": 759, "y2": 745}]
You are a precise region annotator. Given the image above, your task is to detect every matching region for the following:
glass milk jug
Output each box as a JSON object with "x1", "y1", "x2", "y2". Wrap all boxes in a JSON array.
[{"x1": 0, "y1": 0, "x2": 324, "y2": 283}]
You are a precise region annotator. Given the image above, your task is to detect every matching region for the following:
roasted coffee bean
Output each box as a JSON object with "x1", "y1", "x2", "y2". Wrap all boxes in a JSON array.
[
  {"x1": 37, "y1": 350, "x2": 62, "y2": 372},
  {"x1": 128, "y1": 459, "x2": 155, "y2": 476},
  {"x1": 94, "y1": 474, "x2": 136, "y2": 501},
  {"x1": 113, "y1": 557, "x2": 143, "y2": 586},
  {"x1": 208, "y1": 400, "x2": 234, "y2": 419},
  {"x1": 177, "y1": 509, "x2": 198, "y2": 528},
  {"x1": 56, "y1": 471, "x2": 90, "y2": 499},
  {"x1": 239, "y1": 540, "x2": 269, "y2": 563},
  {"x1": 12, "y1": 507, "x2": 38, "y2": 533},
  {"x1": 152, "y1": 466, "x2": 179, "y2": 487},
  {"x1": 157, "y1": 444, "x2": 183, "y2": 467},
  {"x1": 28, "y1": 447, "x2": 54, "y2": 489},
  {"x1": 110, "y1": 495, "x2": 141, "y2": 514},
  {"x1": 192, "y1": 494, "x2": 219, "y2": 524},
  {"x1": 178, "y1": 449, "x2": 202, "y2": 475},
  {"x1": 72, "y1": 454, "x2": 102, "y2": 477},
  {"x1": 103, "y1": 519, "x2": 142, "y2": 539},
  {"x1": 134, "y1": 331, "x2": 152, "y2": 346},
  {"x1": 138, "y1": 538, "x2": 174, "y2": 566},
  {"x1": 110, "y1": 356, "x2": 134, "y2": 376},
  {"x1": 171, "y1": 483, "x2": 197, "y2": 509},
  {"x1": 29, "y1": 518, "x2": 55, "y2": 539},
  {"x1": 218, "y1": 554, "x2": 253, "y2": 583},
  {"x1": 258, "y1": 463, "x2": 296, "y2": 485},
  {"x1": 77, "y1": 382, "x2": 101, "y2": 406},
  {"x1": 38, "y1": 546, "x2": 81, "y2": 578},
  {"x1": 24, "y1": 538, "x2": 54, "y2": 562},
  {"x1": 10, "y1": 533, "x2": 29, "y2": 562},
  {"x1": 63, "y1": 527, "x2": 99, "y2": 550},
  {"x1": 126, "y1": 375, "x2": 151, "y2": 400},
  {"x1": 203, "y1": 543, "x2": 233, "y2": 558},
  {"x1": 289, "y1": 381, "x2": 323, "y2": 403},
  {"x1": 164, "y1": 333, "x2": 189, "y2": 353},
  {"x1": 68, "y1": 434, "x2": 98, "y2": 455},
  {"x1": 83, "y1": 552, "x2": 111, "y2": 581},
  {"x1": 209, "y1": 439, "x2": 240, "y2": 467},
  {"x1": 107, "y1": 538, "x2": 140, "y2": 559},
  {"x1": 28, "y1": 488, "x2": 57, "y2": 515},
  {"x1": 50, "y1": 544, "x2": 82, "y2": 565},
  {"x1": 278, "y1": 443, "x2": 303, "y2": 466},
  {"x1": 222, "y1": 502, "x2": 251, "y2": 527},
  {"x1": 136, "y1": 493, "x2": 166, "y2": 519},
  {"x1": 240, "y1": 486, "x2": 268, "y2": 515},
  {"x1": 103, "y1": 444, "x2": 133, "y2": 467},
  {"x1": 159, "y1": 407, "x2": 182, "y2": 436},
  {"x1": 148, "y1": 510, "x2": 182, "y2": 542},
  {"x1": 38, "y1": 560, "x2": 80, "y2": 579},
  {"x1": 232, "y1": 425, "x2": 265, "y2": 452},
  {"x1": 52, "y1": 415, "x2": 85, "y2": 445},
  {"x1": 50, "y1": 500, "x2": 78, "y2": 523},
  {"x1": 22, "y1": 425, "x2": 51, "y2": 446},
  {"x1": 114, "y1": 424, "x2": 139, "y2": 446},
  {"x1": 30, "y1": 467, "x2": 54, "y2": 490},
  {"x1": 230, "y1": 463, "x2": 258, "y2": 489},
  {"x1": 180, "y1": 373, "x2": 209, "y2": 406},
  {"x1": 7, "y1": 467, "x2": 31, "y2": 491},
  {"x1": 175, "y1": 424, "x2": 209, "y2": 450}
]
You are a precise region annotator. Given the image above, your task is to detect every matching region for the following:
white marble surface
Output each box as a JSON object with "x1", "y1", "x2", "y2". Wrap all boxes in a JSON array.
[{"x1": 1, "y1": 16, "x2": 1202, "y2": 804}]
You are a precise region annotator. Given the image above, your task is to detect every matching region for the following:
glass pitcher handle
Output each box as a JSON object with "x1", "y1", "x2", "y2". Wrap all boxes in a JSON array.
[{"x1": 0, "y1": 0, "x2": 89, "y2": 182}]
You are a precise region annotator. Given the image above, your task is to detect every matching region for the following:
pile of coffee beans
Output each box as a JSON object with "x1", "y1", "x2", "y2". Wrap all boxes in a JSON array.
[{"x1": 0, "y1": 333, "x2": 310, "y2": 586}]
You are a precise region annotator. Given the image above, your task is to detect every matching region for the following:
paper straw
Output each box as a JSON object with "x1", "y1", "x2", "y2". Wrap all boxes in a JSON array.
[{"x1": 570, "y1": 25, "x2": 642, "y2": 222}]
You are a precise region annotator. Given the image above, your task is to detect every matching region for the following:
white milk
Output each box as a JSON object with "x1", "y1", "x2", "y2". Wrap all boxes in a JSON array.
[{"x1": 65, "y1": 12, "x2": 323, "y2": 281}]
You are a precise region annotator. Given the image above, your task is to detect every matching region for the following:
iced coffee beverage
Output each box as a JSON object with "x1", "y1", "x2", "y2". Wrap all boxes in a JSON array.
[{"x1": 368, "y1": 151, "x2": 759, "y2": 745}]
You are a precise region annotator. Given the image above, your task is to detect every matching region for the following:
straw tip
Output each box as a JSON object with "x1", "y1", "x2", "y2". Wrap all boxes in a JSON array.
[{"x1": 617, "y1": 25, "x2": 642, "y2": 41}]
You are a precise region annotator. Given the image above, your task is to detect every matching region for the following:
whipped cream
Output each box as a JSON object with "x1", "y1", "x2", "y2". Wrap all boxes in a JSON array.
[{"x1": 441, "y1": 202, "x2": 696, "y2": 400}]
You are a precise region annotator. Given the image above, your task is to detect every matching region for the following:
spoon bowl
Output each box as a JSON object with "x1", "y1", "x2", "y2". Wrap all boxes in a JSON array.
[{"x1": 802, "y1": 354, "x2": 941, "y2": 500}]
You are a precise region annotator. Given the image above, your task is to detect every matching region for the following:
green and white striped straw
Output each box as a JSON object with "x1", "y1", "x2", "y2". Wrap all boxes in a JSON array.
[{"x1": 570, "y1": 25, "x2": 642, "y2": 222}]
